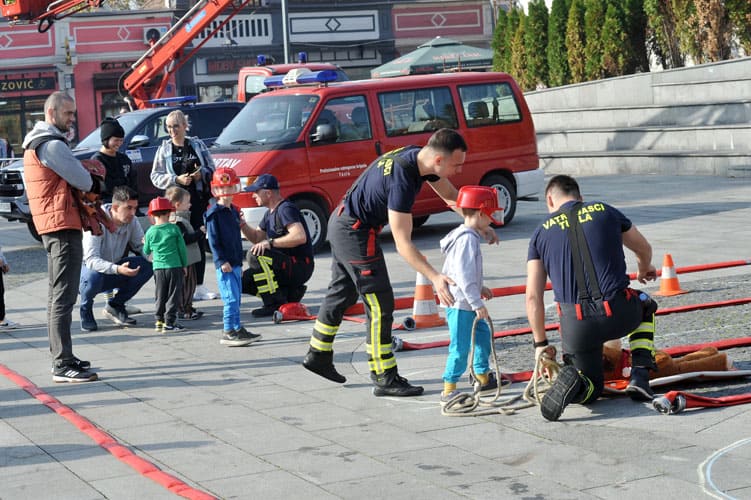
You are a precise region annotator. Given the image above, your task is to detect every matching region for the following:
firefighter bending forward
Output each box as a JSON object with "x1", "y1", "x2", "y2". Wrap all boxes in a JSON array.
[{"x1": 303, "y1": 128, "x2": 498, "y2": 397}]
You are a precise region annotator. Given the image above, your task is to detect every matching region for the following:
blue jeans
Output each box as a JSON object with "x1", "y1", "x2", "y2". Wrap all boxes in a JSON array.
[
  {"x1": 79, "y1": 256, "x2": 153, "y2": 311},
  {"x1": 442, "y1": 307, "x2": 492, "y2": 384},
  {"x1": 216, "y1": 265, "x2": 242, "y2": 332}
]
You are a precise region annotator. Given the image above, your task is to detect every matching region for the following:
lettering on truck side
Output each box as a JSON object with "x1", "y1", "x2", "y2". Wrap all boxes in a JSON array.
[{"x1": 319, "y1": 164, "x2": 367, "y2": 176}]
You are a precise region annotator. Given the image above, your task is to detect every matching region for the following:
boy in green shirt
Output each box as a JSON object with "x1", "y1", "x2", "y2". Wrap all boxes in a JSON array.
[{"x1": 143, "y1": 197, "x2": 188, "y2": 332}]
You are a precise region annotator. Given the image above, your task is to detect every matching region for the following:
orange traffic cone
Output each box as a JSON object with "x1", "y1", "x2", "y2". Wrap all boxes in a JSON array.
[
  {"x1": 654, "y1": 253, "x2": 688, "y2": 296},
  {"x1": 411, "y1": 270, "x2": 446, "y2": 328}
]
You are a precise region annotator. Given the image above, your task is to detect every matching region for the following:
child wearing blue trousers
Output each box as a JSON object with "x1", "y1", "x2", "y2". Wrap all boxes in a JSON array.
[
  {"x1": 439, "y1": 186, "x2": 504, "y2": 405},
  {"x1": 204, "y1": 167, "x2": 261, "y2": 347}
]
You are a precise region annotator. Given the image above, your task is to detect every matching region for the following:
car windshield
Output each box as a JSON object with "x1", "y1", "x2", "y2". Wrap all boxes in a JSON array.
[
  {"x1": 214, "y1": 95, "x2": 319, "y2": 146},
  {"x1": 74, "y1": 113, "x2": 147, "y2": 150}
]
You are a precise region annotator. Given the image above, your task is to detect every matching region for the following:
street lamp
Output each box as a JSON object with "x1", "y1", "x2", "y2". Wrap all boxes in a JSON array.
[{"x1": 281, "y1": 0, "x2": 289, "y2": 63}]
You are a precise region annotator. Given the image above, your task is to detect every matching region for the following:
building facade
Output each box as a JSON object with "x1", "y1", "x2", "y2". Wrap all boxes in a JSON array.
[{"x1": 1, "y1": 0, "x2": 497, "y2": 152}]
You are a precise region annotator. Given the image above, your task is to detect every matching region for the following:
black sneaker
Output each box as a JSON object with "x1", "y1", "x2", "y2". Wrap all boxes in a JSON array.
[
  {"x1": 163, "y1": 323, "x2": 187, "y2": 333},
  {"x1": 52, "y1": 363, "x2": 98, "y2": 383},
  {"x1": 372, "y1": 374, "x2": 424, "y2": 397},
  {"x1": 50, "y1": 357, "x2": 91, "y2": 374},
  {"x1": 220, "y1": 327, "x2": 261, "y2": 346},
  {"x1": 103, "y1": 304, "x2": 137, "y2": 326},
  {"x1": 80, "y1": 306, "x2": 98, "y2": 332},
  {"x1": 626, "y1": 367, "x2": 655, "y2": 401},
  {"x1": 540, "y1": 365, "x2": 583, "y2": 421},
  {"x1": 303, "y1": 349, "x2": 346, "y2": 383},
  {"x1": 468, "y1": 371, "x2": 511, "y2": 394},
  {"x1": 251, "y1": 305, "x2": 280, "y2": 317}
]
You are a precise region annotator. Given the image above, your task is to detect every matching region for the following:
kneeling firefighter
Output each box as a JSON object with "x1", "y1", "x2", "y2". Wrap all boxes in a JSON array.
[{"x1": 240, "y1": 174, "x2": 314, "y2": 317}]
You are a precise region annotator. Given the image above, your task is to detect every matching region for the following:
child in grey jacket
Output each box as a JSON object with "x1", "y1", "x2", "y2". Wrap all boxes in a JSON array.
[{"x1": 439, "y1": 186, "x2": 503, "y2": 405}]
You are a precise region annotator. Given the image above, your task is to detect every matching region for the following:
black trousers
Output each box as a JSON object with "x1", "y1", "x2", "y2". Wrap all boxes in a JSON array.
[
  {"x1": 558, "y1": 288, "x2": 657, "y2": 402},
  {"x1": 242, "y1": 248, "x2": 313, "y2": 305},
  {"x1": 308, "y1": 212, "x2": 397, "y2": 382},
  {"x1": 154, "y1": 267, "x2": 184, "y2": 324}
]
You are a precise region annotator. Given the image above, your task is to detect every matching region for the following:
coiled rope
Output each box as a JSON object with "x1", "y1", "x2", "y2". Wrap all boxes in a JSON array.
[{"x1": 441, "y1": 317, "x2": 561, "y2": 416}]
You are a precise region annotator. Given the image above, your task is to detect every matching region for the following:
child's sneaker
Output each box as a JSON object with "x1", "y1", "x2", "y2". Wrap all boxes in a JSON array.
[
  {"x1": 0, "y1": 319, "x2": 20, "y2": 329},
  {"x1": 440, "y1": 390, "x2": 474, "y2": 408},
  {"x1": 154, "y1": 321, "x2": 165, "y2": 333},
  {"x1": 468, "y1": 371, "x2": 510, "y2": 394},
  {"x1": 162, "y1": 323, "x2": 186, "y2": 333},
  {"x1": 220, "y1": 327, "x2": 261, "y2": 346}
]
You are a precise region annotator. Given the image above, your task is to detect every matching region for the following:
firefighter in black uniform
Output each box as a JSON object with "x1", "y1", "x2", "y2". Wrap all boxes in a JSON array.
[
  {"x1": 303, "y1": 129, "x2": 498, "y2": 396},
  {"x1": 526, "y1": 174, "x2": 659, "y2": 421}
]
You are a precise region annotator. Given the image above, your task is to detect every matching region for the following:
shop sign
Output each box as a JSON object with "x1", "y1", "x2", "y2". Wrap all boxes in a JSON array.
[{"x1": 0, "y1": 76, "x2": 56, "y2": 92}]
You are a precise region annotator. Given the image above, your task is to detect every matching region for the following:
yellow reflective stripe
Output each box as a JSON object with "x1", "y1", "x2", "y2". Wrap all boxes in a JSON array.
[
  {"x1": 631, "y1": 322, "x2": 655, "y2": 335},
  {"x1": 580, "y1": 372, "x2": 595, "y2": 402},
  {"x1": 310, "y1": 337, "x2": 333, "y2": 352},
  {"x1": 368, "y1": 357, "x2": 396, "y2": 372},
  {"x1": 364, "y1": 292, "x2": 384, "y2": 374},
  {"x1": 629, "y1": 339, "x2": 655, "y2": 352},
  {"x1": 313, "y1": 320, "x2": 338, "y2": 336},
  {"x1": 252, "y1": 255, "x2": 278, "y2": 294},
  {"x1": 366, "y1": 343, "x2": 393, "y2": 355}
]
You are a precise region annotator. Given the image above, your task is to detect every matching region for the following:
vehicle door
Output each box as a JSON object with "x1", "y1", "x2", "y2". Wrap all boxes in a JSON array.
[
  {"x1": 306, "y1": 94, "x2": 379, "y2": 210},
  {"x1": 375, "y1": 85, "x2": 460, "y2": 215}
]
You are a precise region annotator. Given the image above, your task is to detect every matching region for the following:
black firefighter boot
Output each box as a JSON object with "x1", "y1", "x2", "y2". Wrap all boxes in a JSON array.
[
  {"x1": 372, "y1": 367, "x2": 424, "y2": 397},
  {"x1": 303, "y1": 348, "x2": 346, "y2": 383},
  {"x1": 252, "y1": 290, "x2": 286, "y2": 318}
]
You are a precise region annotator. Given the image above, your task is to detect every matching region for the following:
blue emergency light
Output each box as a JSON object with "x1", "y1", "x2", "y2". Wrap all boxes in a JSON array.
[
  {"x1": 257, "y1": 54, "x2": 267, "y2": 66},
  {"x1": 263, "y1": 70, "x2": 338, "y2": 89},
  {"x1": 295, "y1": 70, "x2": 338, "y2": 85},
  {"x1": 147, "y1": 96, "x2": 198, "y2": 106},
  {"x1": 297, "y1": 51, "x2": 308, "y2": 63}
]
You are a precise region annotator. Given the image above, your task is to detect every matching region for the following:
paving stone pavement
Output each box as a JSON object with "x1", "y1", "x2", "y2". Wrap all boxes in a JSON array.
[{"x1": 1, "y1": 174, "x2": 751, "y2": 499}]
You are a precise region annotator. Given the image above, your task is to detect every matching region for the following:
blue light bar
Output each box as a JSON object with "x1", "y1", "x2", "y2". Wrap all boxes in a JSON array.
[
  {"x1": 264, "y1": 75, "x2": 285, "y2": 88},
  {"x1": 147, "y1": 95, "x2": 197, "y2": 105},
  {"x1": 296, "y1": 70, "x2": 338, "y2": 85}
]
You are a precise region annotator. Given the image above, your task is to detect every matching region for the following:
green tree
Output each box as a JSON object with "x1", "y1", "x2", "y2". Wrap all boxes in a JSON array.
[
  {"x1": 726, "y1": 0, "x2": 751, "y2": 54},
  {"x1": 624, "y1": 0, "x2": 649, "y2": 73},
  {"x1": 547, "y1": 0, "x2": 570, "y2": 87},
  {"x1": 525, "y1": 0, "x2": 549, "y2": 88},
  {"x1": 510, "y1": 14, "x2": 530, "y2": 90},
  {"x1": 492, "y1": 7, "x2": 509, "y2": 72},
  {"x1": 566, "y1": 0, "x2": 587, "y2": 83},
  {"x1": 583, "y1": 0, "x2": 605, "y2": 80},
  {"x1": 500, "y1": 8, "x2": 522, "y2": 74},
  {"x1": 600, "y1": 1, "x2": 630, "y2": 77},
  {"x1": 692, "y1": 0, "x2": 731, "y2": 62}
]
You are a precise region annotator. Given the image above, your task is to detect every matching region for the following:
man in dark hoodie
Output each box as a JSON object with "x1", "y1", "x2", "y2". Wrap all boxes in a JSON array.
[{"x1": 23, "y1": 91, "x2": 101, "y2": 383}]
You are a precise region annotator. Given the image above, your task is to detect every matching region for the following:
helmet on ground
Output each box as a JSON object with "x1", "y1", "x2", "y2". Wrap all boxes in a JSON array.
[
  {"x1": 211, "y1": 167, "x2": 239, "y2": 188},
  {"x1": 455, "y1": 185, "x2": 504, "y2": 225},
  {"x1": 147, "y1": 196, "x2": 174, "y2": 215}
]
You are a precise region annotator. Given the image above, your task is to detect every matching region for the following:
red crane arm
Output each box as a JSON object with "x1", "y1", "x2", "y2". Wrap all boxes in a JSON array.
[{"x1": 124, "y1": 0, "x2": 262, "y2": 109}]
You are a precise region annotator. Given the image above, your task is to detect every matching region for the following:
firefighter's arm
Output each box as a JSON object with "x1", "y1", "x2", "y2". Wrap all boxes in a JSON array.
[
  {"x1": 622, "y1": 225, "x2": 657, "y2": 283},
  {"x1": 526, "y1": 259, "x2": 548, "y2": 349},
  {"x1": 389, "y1": 209, "x2": 454, "y2": 306}
]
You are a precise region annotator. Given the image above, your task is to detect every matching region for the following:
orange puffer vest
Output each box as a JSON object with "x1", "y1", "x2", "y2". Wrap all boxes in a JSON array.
[{"x1": 24, "y1": 143, "x2": 82, "y2": 235}]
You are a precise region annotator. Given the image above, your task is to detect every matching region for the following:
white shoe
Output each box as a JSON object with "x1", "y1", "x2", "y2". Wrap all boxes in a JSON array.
[
  {"x1": 125, "y1": 304, "x2": 142, "y2": 315},
  {"x1": 0, "y1": 319, "x2": 19, "y2": 329},
  {"x1": 193, "y1": 285, "x2": 217, "y2": 301},
  {"x1": 102, "y1": 304, "x2": 141, "y2": 315}
]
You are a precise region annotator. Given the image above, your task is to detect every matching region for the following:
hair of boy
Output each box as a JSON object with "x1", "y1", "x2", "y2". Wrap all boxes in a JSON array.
[
  {"x1": 460, "y1": 207, "x2": 480, "y2": 218},
  {"x1": 112, "y1": 185, "x2": 139, "y2": 204},
  {"x1": 165, "y1": 185, "x2": 190, "y2": 205}
]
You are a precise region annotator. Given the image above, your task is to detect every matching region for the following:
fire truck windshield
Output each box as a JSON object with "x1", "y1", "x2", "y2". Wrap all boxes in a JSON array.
[{"x1": 214, "y1": 94, "x2": 319, "y2": 147}]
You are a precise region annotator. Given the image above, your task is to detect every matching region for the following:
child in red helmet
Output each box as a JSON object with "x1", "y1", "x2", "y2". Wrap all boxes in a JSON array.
[
  {"x1": 439, "y1": 185, "x2": 503, "y2": 407},
  {"x1": 205, "y1": 167, "x2": 261, "y2": 347},
  {"x1": 143, "y1": 196, "x2": 187, "y2": 333}
]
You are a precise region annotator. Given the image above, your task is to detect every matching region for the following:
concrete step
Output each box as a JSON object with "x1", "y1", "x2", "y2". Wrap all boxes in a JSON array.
[
  {"x1": 532, "y1": 101, "x2": 751, "y2": 131},
  {"x1": 536, "y1": 124, "x2": 751, "y2": 154},
  {"x1": 540, "y1": 149, "x2": 751, "y2": 176}
]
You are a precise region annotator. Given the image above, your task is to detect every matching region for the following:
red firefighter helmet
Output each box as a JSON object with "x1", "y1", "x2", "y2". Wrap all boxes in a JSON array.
[
  {"x1": 455, "y1": 185, "x2": 504, "y2": 225},
  {"x1": 211, "y1": 167, "x2": 239, "y2": 188},
  {"x1": 147, "y1": 196, "x2": 174, "y2": 215}
]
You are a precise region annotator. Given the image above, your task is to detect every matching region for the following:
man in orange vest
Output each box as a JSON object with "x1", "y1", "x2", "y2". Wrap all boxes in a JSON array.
[{"x1": 22, "y1": 91, "x2": 103, "y2": 383}]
